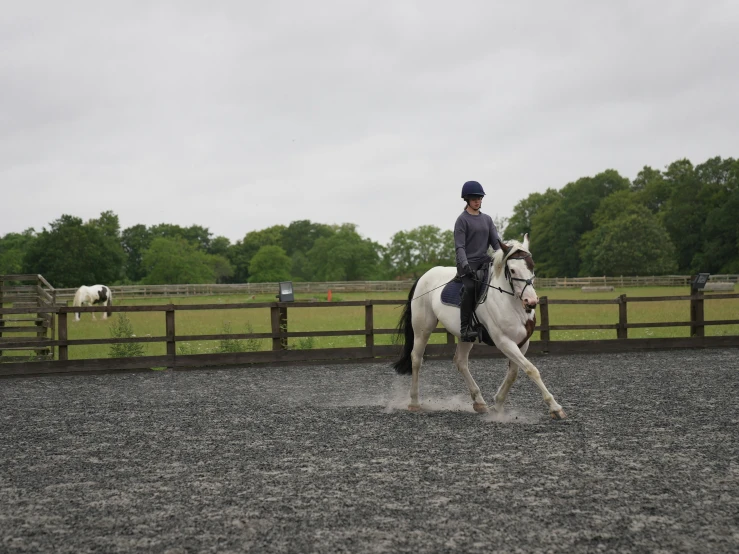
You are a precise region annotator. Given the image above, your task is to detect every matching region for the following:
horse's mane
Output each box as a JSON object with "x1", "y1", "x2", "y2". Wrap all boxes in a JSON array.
[{"x1": 492, "y1": 240, "x2": 527, "y2": 278}]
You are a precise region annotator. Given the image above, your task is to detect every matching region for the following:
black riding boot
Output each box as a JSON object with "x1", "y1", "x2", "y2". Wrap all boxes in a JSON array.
[{"x1": 459, "y1": 288, "x2": 478, "y2": 343}]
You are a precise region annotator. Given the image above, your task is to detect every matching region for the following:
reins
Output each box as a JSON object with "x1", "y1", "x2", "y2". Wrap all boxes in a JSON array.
[
  {"x1": 407, "y1": 249, "x2": 535, "y2": 304},
  {"x1": 407, "y1": 279, "x2": 456, "y2": 303}
]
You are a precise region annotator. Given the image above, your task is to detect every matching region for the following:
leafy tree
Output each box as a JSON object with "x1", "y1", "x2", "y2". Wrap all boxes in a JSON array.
[
  {"x1": 689, "y1": 157, "x2": 739, "y2": 273},
  {"x1": 248, "y1": 245, "x2": 292, "y2": 283},
  {"x1": 504, "y1": 188, "x2": 561, "y2": 241},
  {"x1": 290, "y1": 251, "x2": 312, "y2": 281},
  {"x1": 209, "y1": 255, "x2": 234, "y2": 283},
  {"x1": 0, "y1": 229, "x2": 37, "y2": 276},
  {"x1": 88, "y1": 210, "x2": 121, "y2": 240},
  {"x1": 208, "y1": 236, "x2": 231, "y2": 257},
  {"x1": 384, "y1": 225, "x2": 454, "y2": 278},
  {"x1": 589, "y1": 190, "x2": 641, "y2": 227},
  {"x1": 121, "y1": 224, "x2": 152, "y2": 282},
  {"x1": 308, "y1": 224, "x2": 381, "y2": 281},
  {"x1": 532, "y1": 170, "x2": 630, "y2": 277},
  {"x1": 149, "y1": 223, "x2": 213, "y2": 251},
  {"x1": 141, "y1": 237, "x2": 216, "y2": 284},
  {"x1": 228, "y1": 225, "x2": 286, "y2": 282},
  {"x1": 22, "y1": 214, "x2": 125, "y2": 287},
  {"x1": 631, "y1": 166, "x2": 671, "y2": 214},
  {"x1": 659, "y1": 159, "x2": 705, "y2": 272},
  {"x1": 281, "y1": 220, "x2": 334, "y2": 257},
  {"x1": 579, "y1": 206, "x2": 678, "y2": 276}
]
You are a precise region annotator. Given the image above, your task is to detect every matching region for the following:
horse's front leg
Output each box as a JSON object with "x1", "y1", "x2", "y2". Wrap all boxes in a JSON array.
[
  {"x1": 453, "y1": 342, "x2": 489, "y2": 413},
  {"x1": 495, "y1": 338, "x2": 566, "y2": 419},
  {"x1": 493, "y1": 340, "x2": 531, "y2": 412},
  {"x1": 493, "y1": 359, "x2": 519, "y2": 413}
]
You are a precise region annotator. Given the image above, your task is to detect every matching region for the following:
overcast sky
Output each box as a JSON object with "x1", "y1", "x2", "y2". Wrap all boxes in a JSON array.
[{"x1": 2, "y1": 1, "x2": 738, "y2": 246}]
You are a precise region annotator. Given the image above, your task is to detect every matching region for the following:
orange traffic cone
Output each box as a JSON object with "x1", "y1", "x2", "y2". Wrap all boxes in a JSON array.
[{"x1": 327, "y1": 289, "x2": 332, "y2": 302}]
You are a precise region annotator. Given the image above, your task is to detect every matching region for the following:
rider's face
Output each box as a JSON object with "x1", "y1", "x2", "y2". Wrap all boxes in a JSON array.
[{"x1": 467, "y1": 196, "x2": 483, "y2": 210}]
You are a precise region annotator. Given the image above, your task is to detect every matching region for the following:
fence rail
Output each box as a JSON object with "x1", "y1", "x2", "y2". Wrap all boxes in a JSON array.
[
  {"x1": 2, "y1": 291, "x2": 739, "y2": 377},
  {"x1": 38, "y1": 274, "x2": 739, "y2": 301}
]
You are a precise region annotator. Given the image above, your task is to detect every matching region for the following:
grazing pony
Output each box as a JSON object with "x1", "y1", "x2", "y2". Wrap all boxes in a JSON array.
[
  {"x1": 392, "y1": 234, "x2": 566, "y2": 419},
  {"x1": 72, "y1": 284, "x2": 113, "y2": 322}
]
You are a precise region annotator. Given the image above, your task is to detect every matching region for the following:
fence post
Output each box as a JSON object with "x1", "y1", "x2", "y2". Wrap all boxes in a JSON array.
[
  {"x1": 365, "y1": 302, "x2": 374, "y2": 358},
  {"x1": 166, "y1": 305, "x2": 176, "y2": 367},
  {"x1": 539, "y1": 296, "x2": 550, "y2": 351},
  {"x1": 690, "y1": 288, "x2": 705, "y2": 338},
  {"x1": 58, "y1": 311, "x2": 68, "y2": 361},
  {"x1": 271, "y1": 305, "x2": 288, "y2": 350},
  {"x1": 618, "y1": 294, "x2": 628, "y2": 339}
]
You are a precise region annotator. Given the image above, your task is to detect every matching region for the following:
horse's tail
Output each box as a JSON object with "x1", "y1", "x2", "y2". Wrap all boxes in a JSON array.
[
  {"x1": 391, "y1": 279, "x2": 419, "y2": 375},
  {"x1": 106, "y1": 287, "x2": 112, "y2": 317}
]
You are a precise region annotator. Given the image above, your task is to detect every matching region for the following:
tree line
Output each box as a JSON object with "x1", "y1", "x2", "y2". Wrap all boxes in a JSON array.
[
  {"x1": 0, "y1": 213, "x2": 455, "y2": 287},
  {"x1": 503, "y1": 156, "x2": 739, "y2": 277},
  {"x1": 1, "y1": 156, "x2": 736, "y2": 287}
]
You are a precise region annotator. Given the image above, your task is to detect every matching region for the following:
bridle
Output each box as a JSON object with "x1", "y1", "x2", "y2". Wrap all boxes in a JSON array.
[
  {"x1": 481, "y1": 248, "x2": 536, "y2": 299},
  {"x1": 504, "y1": 251, "x2": 536, "y2": 298}
]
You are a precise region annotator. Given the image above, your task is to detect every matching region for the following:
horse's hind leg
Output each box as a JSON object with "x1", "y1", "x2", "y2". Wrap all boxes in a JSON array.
[
  {"x1": 453, "y1": 342, "x2": 489, "y2": 413},
  {"x1": 408, "y1": 334, "x2": 431, "y2": 411}
]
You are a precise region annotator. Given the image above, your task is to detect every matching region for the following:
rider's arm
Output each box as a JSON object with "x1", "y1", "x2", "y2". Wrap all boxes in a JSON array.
[
  {"x1": 489, "y1": 216, "x2": 501, "y2": 251},
  {"x1": 454, "y1": 217, "x2": 469, "y2": 269}
]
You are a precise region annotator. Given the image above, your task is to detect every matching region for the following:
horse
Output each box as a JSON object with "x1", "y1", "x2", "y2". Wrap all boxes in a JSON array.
[
  {"x1": 72, "y1": 285, "x2": 113, "y2": 322},
  {"x1": 392, "y1": 234, "x2": 566, "y2": 419}
]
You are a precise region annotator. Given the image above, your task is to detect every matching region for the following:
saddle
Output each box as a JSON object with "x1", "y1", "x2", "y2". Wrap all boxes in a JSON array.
[
  {"x1": 440, "y1": 264, "x2": 495, "y2": 346},
  {"x1": 440, "y1": 264, "x2": 491, "y2": 308}
]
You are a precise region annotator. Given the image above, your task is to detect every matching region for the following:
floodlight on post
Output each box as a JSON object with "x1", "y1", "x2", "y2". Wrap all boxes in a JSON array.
[
  {"x1": 277, "y1": 281, "x2": 294, "y2": 302},
  {"x1": 690, "y1": 273, "x2": 709, "y2": 338},
  {"x1": 691, "y1": 273, "x2": 710, "y2": 292}
]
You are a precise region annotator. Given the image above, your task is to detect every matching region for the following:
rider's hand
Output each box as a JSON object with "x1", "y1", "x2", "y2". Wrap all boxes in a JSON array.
[{"x1": 463, "y1": 264, "x2": 474, "y2": 278}]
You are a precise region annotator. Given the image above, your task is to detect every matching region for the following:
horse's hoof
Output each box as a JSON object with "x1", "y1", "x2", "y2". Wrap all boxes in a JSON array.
[
  {"x1": 473, "y1": 402, "x2": 490, "y2": 414},
  {"x1": 408, "y1": 404, "x2": 422, "y2": 412},
  {"x1": 550, "y1": 409, "x2": 567, "y2": 420}
]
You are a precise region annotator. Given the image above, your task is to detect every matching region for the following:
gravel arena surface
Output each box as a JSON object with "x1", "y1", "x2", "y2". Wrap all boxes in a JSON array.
[{"x1": 1, "y1": 349, "x2": 737, "y2": 553}]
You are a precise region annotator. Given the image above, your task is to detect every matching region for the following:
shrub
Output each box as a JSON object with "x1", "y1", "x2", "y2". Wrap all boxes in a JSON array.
[
  {"x1": 108, "y1": 314, "x2": 146, "y2": 358},
  {"x1": 291, "y1": 337, "x2": 315, "y2": 350},
  {"x1": 217, "y1": 322, "x2": 244, "y2": 353}
]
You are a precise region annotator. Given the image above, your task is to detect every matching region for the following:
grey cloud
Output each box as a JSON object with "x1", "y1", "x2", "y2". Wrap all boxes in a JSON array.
[{"x1": 1, "y1": 1, "x2": 737, "y2": 246}]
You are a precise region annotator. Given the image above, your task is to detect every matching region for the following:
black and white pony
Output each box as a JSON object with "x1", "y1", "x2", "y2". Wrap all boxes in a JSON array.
[
  {"x1": 72, "y1": 285, "x2": 113, "y2": 322},
  {"x1": 392, "y1": 234, "x2": 566, "y2": 419}
]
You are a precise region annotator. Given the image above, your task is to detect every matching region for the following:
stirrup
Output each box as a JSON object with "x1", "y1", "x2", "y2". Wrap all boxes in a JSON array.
[{"x1": 460, "y1": 326, "x2": 479, "y2": 343}]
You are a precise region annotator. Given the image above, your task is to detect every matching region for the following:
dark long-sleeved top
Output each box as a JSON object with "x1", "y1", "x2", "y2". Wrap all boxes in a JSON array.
[{"x1": 454, "y1": 210, "x2": 501, "y2": 272}]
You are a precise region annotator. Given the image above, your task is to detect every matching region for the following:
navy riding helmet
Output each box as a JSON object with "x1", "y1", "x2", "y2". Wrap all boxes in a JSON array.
[{"x1": 461, "y1": 180, "x2": 486, "y2": 199}]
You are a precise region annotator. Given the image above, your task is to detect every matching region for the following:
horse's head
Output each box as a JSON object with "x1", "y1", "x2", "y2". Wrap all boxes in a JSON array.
[{"x1": 497, "y1": 233, "x2": 538, "y2": 312}]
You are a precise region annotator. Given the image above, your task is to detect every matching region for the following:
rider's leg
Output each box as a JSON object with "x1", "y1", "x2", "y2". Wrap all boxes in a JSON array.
[{"x1": 459, "y1": 275, "x2": 478, "y2": 342}]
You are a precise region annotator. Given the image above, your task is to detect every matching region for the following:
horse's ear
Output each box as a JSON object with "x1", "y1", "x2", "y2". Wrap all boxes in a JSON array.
[
  {"x1": 500, "y1": 241, "x2": 510, "y2": 255},
  {"x1": 522, "y1": 233, "x2": 530, "y2": 251}
]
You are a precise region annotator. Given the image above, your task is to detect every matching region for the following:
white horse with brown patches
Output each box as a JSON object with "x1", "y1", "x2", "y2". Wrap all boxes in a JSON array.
[
  {"x1": 392, "y1": 234, "x2": 566, "y2": 419},
  {"x1": 72, "y1": 284, "x2": 113, "y2": 322}
]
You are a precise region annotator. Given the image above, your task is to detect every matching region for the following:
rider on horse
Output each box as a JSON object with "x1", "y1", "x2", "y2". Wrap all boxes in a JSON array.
[{"x1": 454, "y1": 180, "x2": 502, "y2": 342}]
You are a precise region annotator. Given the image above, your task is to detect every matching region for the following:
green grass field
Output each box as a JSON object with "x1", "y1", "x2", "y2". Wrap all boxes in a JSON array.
[{"x1": 4, "y1": 285, "x2": 738, "y2": 361}]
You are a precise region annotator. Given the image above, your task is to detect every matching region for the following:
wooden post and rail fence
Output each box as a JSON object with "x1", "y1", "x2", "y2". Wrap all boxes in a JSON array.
[
  {"x1": 2, "y1": 290, "x2": 739, "y2": 377},
  {"x1": 33, "y1": 274, "x2": 737, "y2": 300}
]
